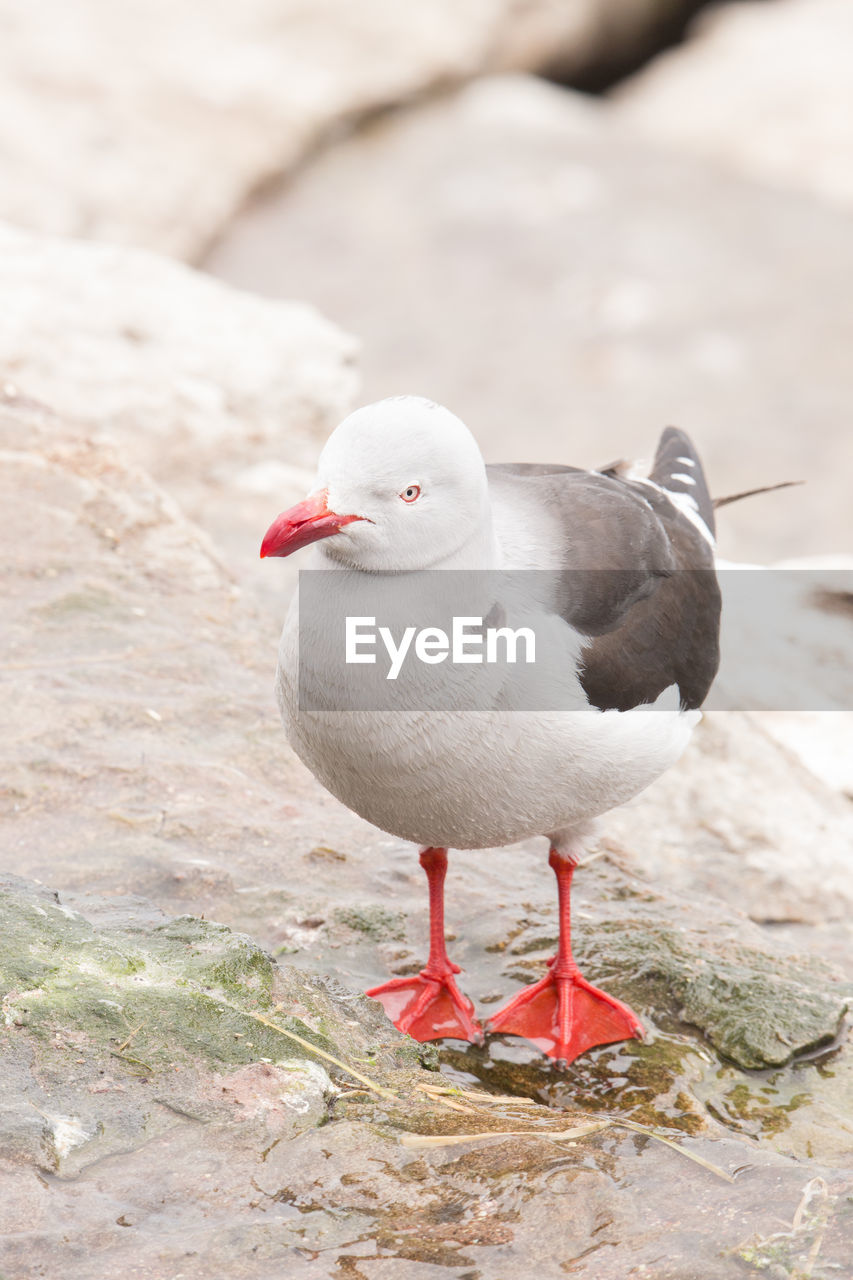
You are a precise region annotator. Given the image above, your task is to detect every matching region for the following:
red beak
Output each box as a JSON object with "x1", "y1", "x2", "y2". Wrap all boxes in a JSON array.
[{"x1": 260, "y1": 489, "x2": 363, "y2": 559}]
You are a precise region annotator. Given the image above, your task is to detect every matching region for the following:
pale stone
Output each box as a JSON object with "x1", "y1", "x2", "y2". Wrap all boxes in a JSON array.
[
  {"x1": 611, "y1": 0, "x2": 853, "y2": 212},
  {"x1": 755, "y1": 712, "x2": 853, "y2": 799},
  {"x1": 207, "y1": 75, "x2": 853, "y2": 566},
  {"x1": 0, "y1": 0, "x2": 702, "y2": 259},
  {"x1": 607, "y1": 710, "x2": 853, "y2": 926},
  {"x1": 0, "y1": 220, "x2": 357, "y2": 578}
]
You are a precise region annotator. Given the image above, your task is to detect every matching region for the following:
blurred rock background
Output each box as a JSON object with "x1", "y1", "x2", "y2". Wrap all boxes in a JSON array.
[
  {"x1": 2, "y1": 0, "x2": 850, "y2": 562},
  {"x1": 1, "y1": 2, "x2": 852, "y2": 1276}
]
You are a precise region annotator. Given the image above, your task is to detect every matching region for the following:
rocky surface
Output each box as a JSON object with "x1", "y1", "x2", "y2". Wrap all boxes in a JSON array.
[
  {"x1": 0, "y1": 0, "x2": 706, "y2": 260},
  {"x1": 2, "y1": 257, "x2": 852, "y2": 1273},
  {"x1": 611, "y1": 0, "x2": 853, "y2": 213},
  {"x1": 605, "y1": 710, "x2": 853, "y2": 931},
  {"x1": 207, "y1": 75, "x2": 853, "y2": 565},
  {"x1": 0, "y1": 873, "x2": 425, "y2": 1176},
  {"x1": 0, "y1": 220, "x2": 357, "y2": 599},
  {"x1": 2, "y1": 271, "x2": 850, "y2": 938},
  {"x1": 2, "y1": 860, "x2": 850, "y2": 1280},
  {"x1": 4, "y1": 0, "x2": 853, "y2": 1266}
]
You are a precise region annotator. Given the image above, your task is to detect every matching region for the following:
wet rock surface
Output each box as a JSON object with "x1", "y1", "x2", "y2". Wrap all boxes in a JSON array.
[
  {"x1": 0, "y1": 873, "x2": 422, "y2": 1175},
  {"x1": 207, "y1": 75, "x2": 853, "y2": 566},
  {"x1": 2, "y1": 876, "x2": 852, "y2": 1280},
  {"x1": 503, "y1": 865, "x2": 849, "y2": 1072},
  {"x1": 2, "y1": 291, "x2": 852, "y2": 1275},
  {"x1": 1, "y1": 881, "x2": 851, "y2": 1280}
]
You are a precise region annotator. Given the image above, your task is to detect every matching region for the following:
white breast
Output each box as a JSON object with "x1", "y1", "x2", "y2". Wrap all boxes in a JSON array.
[{"x1": 276, "y1": 582, "x2": 698, "y2": 851}]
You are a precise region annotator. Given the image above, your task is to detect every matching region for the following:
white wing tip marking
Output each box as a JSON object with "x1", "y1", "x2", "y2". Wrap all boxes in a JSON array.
[{"x1": 635, "y1": 477, "x2": 715, "y2": 546}]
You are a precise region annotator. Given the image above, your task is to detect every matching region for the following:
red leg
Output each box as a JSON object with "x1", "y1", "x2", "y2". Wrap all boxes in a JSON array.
[
  {"x1": 366, "y1": 848, "x2": 483, "y2": 1044},
  {"x1": 487, "y1": 849, "x2": 643, "y2": 1064}
]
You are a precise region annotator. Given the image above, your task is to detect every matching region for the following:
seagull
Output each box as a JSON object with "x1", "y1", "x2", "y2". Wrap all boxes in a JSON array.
[{"x1": 261, "y1": 396, "x2": 721, "y2": 1063}]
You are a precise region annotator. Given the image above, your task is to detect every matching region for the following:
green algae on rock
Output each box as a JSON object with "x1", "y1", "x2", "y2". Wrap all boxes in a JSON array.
[
  {"x1": 1, "y1": 878, "x2": 278, "y2": 1068},
  {"x1": 594, "y1": 920, "x2": 850, "y2": 1070},
  {"x1": 0, "y1": 873, "x2": 421, "y2": 1075},
  {"x1": 0, "y1": 873, "x2": 425, "y2": 1178},
  {"x1": 334, "y1": 904, "x2": 407, "y2": 942}
]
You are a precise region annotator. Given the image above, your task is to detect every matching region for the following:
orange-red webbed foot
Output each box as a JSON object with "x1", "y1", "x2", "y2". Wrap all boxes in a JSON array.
[
  {"x1": 486, "y1": 962, "x2": 642, "y2": 1063},
  {"x1": 487, "y1": 847, "x2": 643, "y2": 1063},
  {"x1": 365, "y1": 846, "x2": 483, "y2": 1044},
  {"x1": 367, "y1": 962, "x2": 483, "y2": 1043}
]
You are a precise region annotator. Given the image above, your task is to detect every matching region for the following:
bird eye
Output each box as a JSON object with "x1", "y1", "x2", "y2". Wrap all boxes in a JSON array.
[{"x1": 400, "y1": 485, "x2": 421, "y2": 503}]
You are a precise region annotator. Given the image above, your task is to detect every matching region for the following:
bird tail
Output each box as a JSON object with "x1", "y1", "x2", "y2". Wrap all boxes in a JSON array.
[
  {"x1": 650, "y1": 426, "x2": 716, "y2": 539},
  {"x1": 601, "y1": 432, "x2": 800, "y2": 527}
]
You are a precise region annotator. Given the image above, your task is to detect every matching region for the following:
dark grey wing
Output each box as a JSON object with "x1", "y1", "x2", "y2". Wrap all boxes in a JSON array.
[
  {"x1": 487, "y1": 427, "x2": 721, "y2": 711},
  {"x1": 577, "y1": 553, "x2": 721, "y2": 711}
]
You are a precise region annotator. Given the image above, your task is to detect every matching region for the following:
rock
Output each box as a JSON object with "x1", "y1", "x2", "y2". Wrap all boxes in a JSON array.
[
  {"x1": 487, "y1": 0, "x2": 710, "y2": 91},
  {"x1": 4, "y1": 1038, "x2": 850, "y2": 1280},
  {"x1": 0, "y1": 0, "x2": 707, "y2": 260},
  {"x1": 0, "y1": 880, "x2": 845, "y2": 1280},
  {"x1": 444, "y1": 858, "x2": 853, "y2": 1166},
  {"x1": 611, "y1": 0, "x2": 853, "y2": 213},
  {"x1": 207, "y1": 75, "x2": 853, "y2": 564},
  {"x1": 756, "y1": 711, "x2": 853, "y2": 802},
  {"x1": 713, "y1": 555, "x2": 853, "y2": 811},
  {"x1": 713, "y1": 560, "x2": 853, "y2": 717},
  {"x1": 1, "y1": 882, "x2": 850, "y2": 1279},
  {"x1": 578, "y1": 865, "x2": 849, "y2": 1071},
  {"x1": 481, "y1": 856, "x2": 851, "y2": 1064},
  {"x1": 0, "y1": 220, "x2": 357, "y2": 591},
  {"x1": 606, "y1": 709, "x2": 853, "y2": 930},
  {"x1": 3, "y1": 235, "x2": 853, "y2": 1275},
  {"x1": 740, "y1": 556, "x2": 853, "y2": 802},
  {"x1": 0, "y1": 873, "x2": 416, "y2": 1177}
]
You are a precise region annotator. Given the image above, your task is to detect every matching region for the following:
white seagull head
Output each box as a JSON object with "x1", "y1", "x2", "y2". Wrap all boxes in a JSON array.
[{"x1": 261, "y1": 396, "x2": 490, "y2": 571}]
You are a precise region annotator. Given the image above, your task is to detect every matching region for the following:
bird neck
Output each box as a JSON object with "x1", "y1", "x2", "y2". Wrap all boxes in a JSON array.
[{"x1": 429, "y1": 498, "x2": 498, "y2": 570}]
